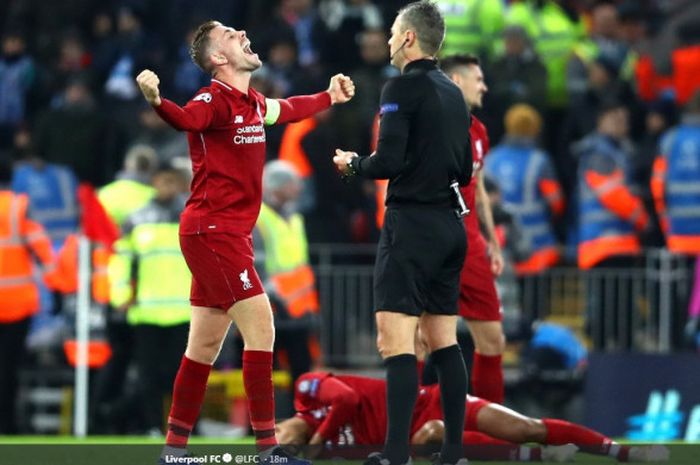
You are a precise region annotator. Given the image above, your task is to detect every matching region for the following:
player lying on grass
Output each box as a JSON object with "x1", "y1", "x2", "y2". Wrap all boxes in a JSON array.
[{"x1": 276, "y1": 371, "x2": 669, "y2": 462}]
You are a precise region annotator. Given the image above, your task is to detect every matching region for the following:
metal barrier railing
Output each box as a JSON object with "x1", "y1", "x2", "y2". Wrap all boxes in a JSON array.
[{"x1": 310, "y1": 245, "x2": 694, "y2": 366}]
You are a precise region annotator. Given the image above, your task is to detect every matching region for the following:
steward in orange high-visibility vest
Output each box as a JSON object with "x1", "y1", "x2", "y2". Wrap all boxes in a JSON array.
[
  {"x1": 0, "y1": 160, "x2": 56, "y2": 434},
  {"x1": 254, "y1": 161, "x2": 320, "y2": 380},
  {"x1": 651, "y1": 92, "x2": 700, "y2": 255},
  {"x1": 0, "y1": 192, "x2": 55, "y2": 322},
  {"x1": 574, "y1": 102, "x2": 648, "y2": 269}
]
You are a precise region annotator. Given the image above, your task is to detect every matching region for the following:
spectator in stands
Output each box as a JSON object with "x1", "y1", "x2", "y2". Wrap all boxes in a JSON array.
[
  {"x1": 574, "y1": 100, "x2": 649, "y2": 349},
  {"x1": 262, "y1": 36, "x2": 306, "y2": 97},
  {"x1": 506, "y1": 0, "x2": 584, "y2": 159},
  {"x1": 559, "y1": 55, "x2": 640, "y2": 195},
  {"x1": 485, "y1": 25, "x2": 548, "y2": 143},
  {"x1": 506, "y1": 0, "x2": 583, "y2": 111},
  {"x1": 567, "y1": 2, "x2": 630, "y2": 100},
  {"x1": 129, "y1": 105, "x2": 189, "y2": 163},
  {"x1": 253, "y1": 160, "x2": 320, "y2": 386},
  {"x1": 319, "y1": 0, "x2": 383, "y2": 70},
  {"x1": 48, "y1": 31, "x2": 95, "y2": 99},
  {"x1": 34, "y1": 78, "x2": 124, "y2": 185},
  {"x1": 172, "y1": 26, "x2": 210, "y2": 103},
  {"x1": 254, "y1": 0, "x2": 328, "y2": 70},
  {"x1": 0, "y1": 30, "x2": 35, "y2": 149},
  {"x1": 0, "y1": 158, "x2": 54, "y2": 434},
  {"x1": 341, "y1": 29, "x2": 398, "y2": 154}
]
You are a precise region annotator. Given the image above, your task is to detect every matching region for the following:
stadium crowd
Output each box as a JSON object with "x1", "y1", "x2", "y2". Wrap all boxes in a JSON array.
[{"x1": 1, "y1": 0, "x2": 700, "y2": 437}]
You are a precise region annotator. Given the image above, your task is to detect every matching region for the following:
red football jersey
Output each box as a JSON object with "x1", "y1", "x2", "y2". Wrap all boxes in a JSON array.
[
  {"x1": 294, "y1": 372, "x2": 387, "y2": 445},
  {"x1": 154, "y1": 79, "x2": 330, "y2": 236},
  {"x1": 461, "y1": 115, "x2": 490, "y2": 256},
  {"x1": 293, "y1": 373, "x2": 485, "y2": 446}
]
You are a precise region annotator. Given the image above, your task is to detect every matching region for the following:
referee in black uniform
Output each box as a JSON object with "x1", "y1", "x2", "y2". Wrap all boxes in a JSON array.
[{"x1": 333, "y1": 2, "x2": 472, "y2": 465}]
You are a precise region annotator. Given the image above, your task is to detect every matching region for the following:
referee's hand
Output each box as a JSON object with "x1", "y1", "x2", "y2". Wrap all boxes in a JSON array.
[{"x1": 333, "y1": 149, "x2": 358, "y2": 175}]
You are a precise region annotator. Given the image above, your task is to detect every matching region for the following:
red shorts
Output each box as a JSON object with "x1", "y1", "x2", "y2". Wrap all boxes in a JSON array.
[
  {"x1": 458, "y1": 245, "x2": 501, "y2": 321},
  {"x1": 465, "y1": 395, "x2": 490, "y2": 431},
  {"x1": 179, "y1": 233, "x2": 264, "y2": 310}
]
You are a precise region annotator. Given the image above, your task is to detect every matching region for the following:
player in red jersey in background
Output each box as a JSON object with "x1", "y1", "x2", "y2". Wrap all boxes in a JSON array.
[
  {"x1": 135, "y1": 20, "x2": 354, "y2": 464},
  {"x1": 276, "y1": 371, "x2": 669, "y2": 463},
  {"x1": 433, "y1": 54, "x2": 506, "y2": 404}
]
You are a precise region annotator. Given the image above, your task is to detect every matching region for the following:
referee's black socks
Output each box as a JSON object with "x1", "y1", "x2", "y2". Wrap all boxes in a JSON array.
[
  {"x1": 432, "y1": 344, "x2": 468, "y2": 464},
  {"x1": 384, "y1": 353, "x2": 418, "y2": 465}
]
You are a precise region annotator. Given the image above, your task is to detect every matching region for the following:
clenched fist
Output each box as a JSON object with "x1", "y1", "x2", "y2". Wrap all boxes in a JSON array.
[
  {"x1": 136, "y1": 69, "x2": 162, "y2": 106},
  {"x1": 327, "y1": 73, "x2": 355, "y2": 105}
]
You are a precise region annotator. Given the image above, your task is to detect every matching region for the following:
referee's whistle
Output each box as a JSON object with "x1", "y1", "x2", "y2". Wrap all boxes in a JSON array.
[{"x1": 450, "y1": 181, "x2": 470, "y2": 218}]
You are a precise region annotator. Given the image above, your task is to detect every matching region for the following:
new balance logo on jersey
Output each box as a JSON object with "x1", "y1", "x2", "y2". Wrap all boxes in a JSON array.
[
  {"x1": 193, "y1": 92, "x2": 212, "y2": 103},
  {"x1": 234, "y1": 115, "x2": 243, "y2": 123},
  {"x1": 239, "y1": 269, "x2": 253, "y2": 290}
]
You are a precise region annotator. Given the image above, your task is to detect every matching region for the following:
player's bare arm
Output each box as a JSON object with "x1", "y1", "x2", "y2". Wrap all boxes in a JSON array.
[
  {"x1": 136, "y1": 69, "x2": 162, "y2": 107},
  {"x1": 476, "y1": 170, "x2": 504, "y2": 276}
]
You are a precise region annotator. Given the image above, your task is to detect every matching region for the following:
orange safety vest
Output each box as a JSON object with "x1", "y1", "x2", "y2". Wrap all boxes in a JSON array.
[
  {"x1": 45, "y1": 234, "x2": 110, "y2": 304},
  {"x1": 279, "y1": 117, "x2": 316, "y2": 178},
  {"x1": 0, "y1": 191, "x2": 54, "y2": 323},
  {"x1": 272, "y1": 264, "x2": 319, "y2": 318},
  {"x1": 44, "y1": 233, "x2": 112, "y2": 368}
]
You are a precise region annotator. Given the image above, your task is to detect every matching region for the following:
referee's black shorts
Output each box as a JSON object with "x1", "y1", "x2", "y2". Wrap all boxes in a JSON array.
[{"x1": 374, "y1": 205, "x2": 467, "y2": 316}]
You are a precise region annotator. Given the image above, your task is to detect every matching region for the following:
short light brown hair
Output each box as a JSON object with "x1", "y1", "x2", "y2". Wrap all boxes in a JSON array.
[
  {"x1": 398, "y1": 1, "x2": 445, "y2": 56},
  {"x1": 189, "y1": 20, "x2": 219, "y2": 73},
  {"x1": 504, "y1": 104, "x2": 542, "y2": 138}
]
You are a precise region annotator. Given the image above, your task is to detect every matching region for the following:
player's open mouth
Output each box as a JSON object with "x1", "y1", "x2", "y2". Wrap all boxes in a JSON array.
[{"x1": 243, "y1": 42, "x2": 255, "y2": 55}]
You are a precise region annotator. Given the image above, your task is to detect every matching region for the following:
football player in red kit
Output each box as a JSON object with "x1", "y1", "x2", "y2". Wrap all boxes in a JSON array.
[
  {"x1": 135, "y1": 20, "x2": 354, "y2": 464},
  {"x1": 437, "y1": 54, "x2": 506, "y2": 404},
  {"x1": 276, "y1": 372, "x2": 669, "y2": 463}
]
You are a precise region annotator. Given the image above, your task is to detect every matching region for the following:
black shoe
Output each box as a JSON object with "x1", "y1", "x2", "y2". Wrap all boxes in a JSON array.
[
  {"x1": 261, "y1": 446, "x2": 312, "y2": 465},
  {"x1": 364, "y1": 452, "x2": 413, "y2": 465},
  {"x1": 430, "y1": 452, "x2": 469, "y2": 465}
]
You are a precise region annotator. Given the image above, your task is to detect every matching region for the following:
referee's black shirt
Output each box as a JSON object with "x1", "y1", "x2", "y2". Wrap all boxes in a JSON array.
[{"x1": 350, "y1": 58, "x2": 472, "y2": 207}]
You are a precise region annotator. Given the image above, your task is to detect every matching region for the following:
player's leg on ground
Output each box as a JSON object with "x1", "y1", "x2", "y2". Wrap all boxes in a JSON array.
[
  {"x1": 421, "y1": 314, "x2": 467, "y2": 464},
  {"x1": 376, "y1": 311, "x2": 419, "y2": 465},
  {"x1": 228, "y1": 293, "x2": 278, "y2": 451},
  {"x1": 541, "y1": 418, "x2": 634, "y2": 461},
  {"x1": 476, "y1": 403, "x2": 628, "y2": 461},
  {"x1": 466, "y1": 320, "x2": 505, "y2": 403},
  {"x1": 164, "y1": 306, "x2": 231, "y2": 455}
]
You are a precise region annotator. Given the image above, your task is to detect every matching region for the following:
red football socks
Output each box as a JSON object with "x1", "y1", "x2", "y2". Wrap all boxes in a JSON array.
[
  {"x1": 471, "y1": 353, "x2": 504, "y2": 404},
  {"x1": 165, "y1": 355, "x2": 212, "y2": 449},
  {"x1": 243, "y1": 350, "x2": 278, "y2": 450},
  {"x1": 542, "y1": 418, "x2": 628, "y2": 459}
]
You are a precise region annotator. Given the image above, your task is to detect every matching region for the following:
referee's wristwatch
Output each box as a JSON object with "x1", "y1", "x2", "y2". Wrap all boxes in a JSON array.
[{"x1": 343, "y1": 153, "x2": 359, "y2": 180}]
